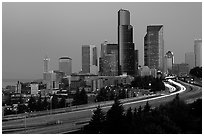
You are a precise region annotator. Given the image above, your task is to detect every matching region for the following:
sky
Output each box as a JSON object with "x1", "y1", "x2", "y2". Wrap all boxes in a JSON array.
[{"x1": 2, "y1": 2, "x2": 202, "y2": 80}]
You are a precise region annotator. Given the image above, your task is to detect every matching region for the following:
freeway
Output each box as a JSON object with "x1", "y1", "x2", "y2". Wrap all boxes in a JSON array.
[{"x1": 2, "y1": 80, "x2": 202, "y2": 134}]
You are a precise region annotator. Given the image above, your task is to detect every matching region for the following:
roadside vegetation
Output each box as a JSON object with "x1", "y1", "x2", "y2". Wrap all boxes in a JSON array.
[{"x1": 82, "y1": 94, "x2": 202, "y2": 134}]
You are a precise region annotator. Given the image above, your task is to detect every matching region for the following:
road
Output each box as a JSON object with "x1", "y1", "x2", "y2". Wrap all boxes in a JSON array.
[{"x1": 2, "y1": 80, "x2": 202, "y2": 134}]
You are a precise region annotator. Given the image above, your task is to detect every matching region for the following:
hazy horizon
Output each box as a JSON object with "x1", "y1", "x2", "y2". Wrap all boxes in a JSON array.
[{"x1": 2, "y1": 2, "x2": 202, "y2": 80}]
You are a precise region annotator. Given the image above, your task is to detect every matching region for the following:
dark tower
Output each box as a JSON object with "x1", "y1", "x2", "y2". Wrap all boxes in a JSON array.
[
  {"x1": 118, "y1": 9, "x2": 135, "y2": 75},
  {"x1": 144, "y1": 25, "x2": 164, "y2": 72}
]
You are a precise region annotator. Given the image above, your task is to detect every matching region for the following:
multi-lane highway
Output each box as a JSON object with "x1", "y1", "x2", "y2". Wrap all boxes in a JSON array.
[{"x1": 2, "y1": 80, "x2": 202, "y2": 134}]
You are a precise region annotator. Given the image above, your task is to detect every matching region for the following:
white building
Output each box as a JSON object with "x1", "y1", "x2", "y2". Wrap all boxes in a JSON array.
[
  {"x1": 30, "y1": 84, "x2": 39, "y2": 95},
  {"x1": 82, "y1": 45, "x2": 98, "y2": 75}
]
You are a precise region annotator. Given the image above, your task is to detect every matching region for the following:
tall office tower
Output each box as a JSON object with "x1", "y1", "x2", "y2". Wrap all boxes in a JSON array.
[
  {"x1": 144, "y1": 25, "x2": 164, "y2": 72},
  {"x1": 101, "y1": 41, "x2": 108, "y2": 58},
  {"x1": 59, "y1": 57, "x2": 72, "y2": 76},
  {"x1": 118, "y1": 9, "x2": 135, "y2": 75},
  {"x1": 43, "y1": 56, "x2": 50, "y2": 81},
  {"x1": 164, "y1": 51, "x2": 174, "y2": 75},
  {"x1": 185, "y1": 52, "x2": 195, "y2": 71},
  {"x1": 134, "y1": 50, "x2": 139, "y2": 75},
  {"x1": 194, "y1": 39, "x2": 202, "y2": 67},
  {"x1": 100, "y1": 41, "x2": 118, "y2": 76},
  {"x1": 82, "y1": 45, "x2": 98, "y2": 75}
]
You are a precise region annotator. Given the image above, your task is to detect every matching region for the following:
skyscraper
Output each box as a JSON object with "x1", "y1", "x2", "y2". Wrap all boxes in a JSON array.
[
  {"x1": 134, "y1": 50, "x2": 139, "y2": 75},
  {"x1": 100, "y1": 41, "x2": 118, "y2": 76},
  {"x1": 185, "y1": 52, "x2": 195, "y2": 70},
  {"x1": 194, "y1": 39, "x2": 202, "y2": 67},
  {"x1": 82, "y1": 45, "x2": 98, "y2": 75},
  {"x1": 118, "y1": 9, "x2": 135, "y2": 76},
  {"x1": 43, "y1": 55, "x2": 50, "y2": 81},
  {"x1": 59, "y1": 57, "x2": 72, "y2": 76},
  {"x1": 164, "y1": 51, "x2": 174, "y2": 75},
  {"x1": 144, "y1": 25, "x2": 164, "y2": 72}
]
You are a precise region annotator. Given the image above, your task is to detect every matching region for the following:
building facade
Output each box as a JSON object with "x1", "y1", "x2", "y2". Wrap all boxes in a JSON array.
[
  {"x1": 82, "y1": 45, "x2": 98, "y2": 75},
  {"x1": 185, "y1": 52, "x2": 195, "y2": 71},
  {"x1": 164, "y1": 51, "x2": 174, "y2": 75},
  {"x1": 100, "y1": 41, "x2": 118, "y2": 76},
  {"x1": 59, "y1": 57, "x2": 72, "y2": 76},
  {"x1": 43, "y1": 56, "x2": 50, "y2": 81},
  {"x1": 144, "y1": 25, "x2": 164, "y2": 72},
  {"x1": 134, "y1": 50, "x2": 139, "y2": 75},
  {"x1": 194, "y1": 39, "x2": 202, "y2": 67},
  {"x1": 118, "y1": 9, "x2": 135, "y2": 76},
  {"x1": 172, "y1": 63, "x2": 189, "y2": 76}
]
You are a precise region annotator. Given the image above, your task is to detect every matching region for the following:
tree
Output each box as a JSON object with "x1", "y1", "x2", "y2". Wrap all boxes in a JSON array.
[
  {"x1": 84, "y1": 105, "x2": 105, "y2": 133},
  {"x1": 80, "y1": 88, "x2": 88, "y2": 104},
  {"x1": 28, "y1": 95, "x2": 36, "y2": 112},
  {"x1": 17, "y1": 104, "x2": 28, "y2": 114},
  {"x1": 118, "y1": 89, "x2": 126, "y2": 99},
  {"x1": 72, "y1": 88, "x2": 81, "y2": 106},
  {"x1": 72, "y1": 88, "x2": 88, "y2": 106},
  {"x1": 189, "y1": 67, "x2": 202, "y2": 78},
  {"x1": 59, "y1": 96, "x2": 66, "y2": 108},
  {"x1": 143, "y1": 101, "x2": 151, "y2": 113},
  {"x1": 36, "y1": 94, "x2": 42, "y2": 111},
  {"x1": 126, "y1": 107, "x2": 133, "y2": 122},
  {"x1": 51, "y1": 94, "x2": 59, "y2": 109},
  {"x1": 104, "y1": 98, "x2": 126, "y2": 133},
  {"x1": 96, "y1": 87, "x2": 108, "y2": 102},
  {"x1": 42, "y1": 97, "x2": 49, "y2": 110}
]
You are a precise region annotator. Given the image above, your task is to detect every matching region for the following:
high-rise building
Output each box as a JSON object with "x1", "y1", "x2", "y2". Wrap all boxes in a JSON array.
[
  {"x1": 194, "y1": 39, "x2": 202, "y2": 67},
  {"x1": 100, "y1": 41, "x2": 118, "y2": 76},
  {"x1": 144, "y1": 25, "x2": 164, "y2": 72},
  {"x1": 134, "y1": 50, "x2": 139, "y2": 75},
  {"x1": 185, "y1": 52, "x2": 195, "y2": 71},
  {"x1": 118, "y1": 9, "x2": 135, "y2": 76},
  {"x1": 59, "y1": 57, "x2": 72, "y2": 76},
  {"x1": 43, "y1": 56, "x2": 50, "y2": 81},
  {"x1": 164, "y1": 51, "x2": 174, "y2": 75},
  {"x1": 101, "y1": 40, "x2": 108, "y2": 58},
  {"x1": 82, "y1": 45, "x2": 98, "y2": 75}
]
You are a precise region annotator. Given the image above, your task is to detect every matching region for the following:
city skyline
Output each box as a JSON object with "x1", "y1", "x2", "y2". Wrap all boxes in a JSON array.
[{"x1": 2, "y1": 2, "x2": 202, "y2": 80}]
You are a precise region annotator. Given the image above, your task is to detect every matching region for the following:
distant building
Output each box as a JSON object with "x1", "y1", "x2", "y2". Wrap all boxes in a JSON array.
[
  {"x1": 118, "y1": 9, "x2": 135, "y2": 76},
  {"x1": 43, "y1": 56, "x2": 50, "y2": 81},
  {"x1": 172, "y1": 63, "x2": 189, "y2": 76},
  {"x1": 59, "y1": 57, "x2": 72, "y2": 76},
  {"x1": 82, "y1": 45, "x2": 98, "y2": 75},
  {"x1": 185, "y1": 52, "x2": 195, "y2": 71},
  {"x1": 138, "y1": 66, "x2": 157, "y2": 77},
  {"x1": 100, "y1": 41, "x2": 118, "y2": 76},
  {"x1": 164, "y1": 51, "x2": 174, "y2": 75},
  {"x1": 16, "y1": 81, "x2": 21, "y2": 94},
  {"x1": 30, "y1": 83, "x2": 39, "y2": 95},
  {"x1": 194, "y1": 39, "x2": 202, "y2": 67},
  {"x1": 144, "y1": 25, "x2": 164, "y2": 72},
  {"x1": 138, "y1": 66, "x2": 150, "y2": 77}
]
